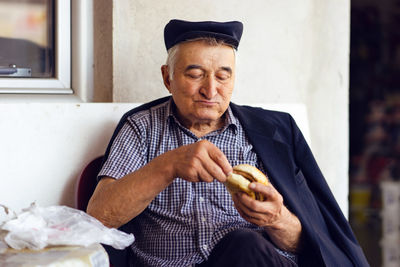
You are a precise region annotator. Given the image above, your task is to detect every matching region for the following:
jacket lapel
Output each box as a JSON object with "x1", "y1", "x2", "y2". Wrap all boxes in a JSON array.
[{"x1": 230, "y1": 103, "x2": 300, "y2": 212}]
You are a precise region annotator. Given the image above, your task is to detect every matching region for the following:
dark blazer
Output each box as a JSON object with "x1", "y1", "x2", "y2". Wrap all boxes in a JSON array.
[
  {"x1": 230, "y1": 102, "x2": 369, "y2": 267},
  {"x1": 102, "y1": 96, "x2": 369, "y2": 267}
]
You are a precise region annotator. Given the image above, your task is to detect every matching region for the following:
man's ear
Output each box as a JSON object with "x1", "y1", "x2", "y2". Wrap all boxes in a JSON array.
[{"x1": 161, "y1": 65, "x2": 171, "y2": 92}]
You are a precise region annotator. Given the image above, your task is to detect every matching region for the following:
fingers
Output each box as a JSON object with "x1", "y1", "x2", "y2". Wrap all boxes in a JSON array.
[
  {"x1": 199, "y1": 157, "x2": 227, "y2": 182},
  {"x1": 170, "y1": 140, "x2": 232, "y2": 183},
  {"x1": 197, "y1": 140, "x2": 232, "y2": 182},
  {"x1": 207, "y1": 143, "x2": 232, "y2": 178},
  {"x1": 249, "y1": 182, "x2": 282, "y2": 204},
  {"x1": 232, "y1": 193, "x2": 261, "y2": 225},
  {"x1": 232, "y1": 183, "x2": 284, "y2": 227}
]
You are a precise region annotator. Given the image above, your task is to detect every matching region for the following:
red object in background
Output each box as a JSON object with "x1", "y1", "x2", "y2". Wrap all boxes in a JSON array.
[
  {"x1": 75, "y1": 156, "x2": 104, "y2": 211},
  {"x1": 75, "y1": 155, "x2": 119, "y2": 267},
  {"x1": 367, "y1": 156, "x2": 393, "y2": 184}
]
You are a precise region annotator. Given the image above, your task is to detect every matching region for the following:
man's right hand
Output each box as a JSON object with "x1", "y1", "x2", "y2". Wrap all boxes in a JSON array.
[{"x1": 162, "y1": 139, "x2": 232, "y2": 183}]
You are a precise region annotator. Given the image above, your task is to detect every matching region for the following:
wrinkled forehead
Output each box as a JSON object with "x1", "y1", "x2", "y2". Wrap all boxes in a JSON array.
[{"x1": 174, "y1": 40, "x2": 236, "y2": 68}]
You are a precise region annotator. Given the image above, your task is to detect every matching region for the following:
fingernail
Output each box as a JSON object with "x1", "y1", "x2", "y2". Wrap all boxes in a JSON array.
[{"x1": 249, "y1": 183, "x2": 256, "y2": 189}]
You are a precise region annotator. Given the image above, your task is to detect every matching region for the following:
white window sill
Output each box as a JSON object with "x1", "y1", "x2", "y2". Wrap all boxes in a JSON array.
[{"x1": 0, "y1": 94, "x2": 84, "y2": 103}]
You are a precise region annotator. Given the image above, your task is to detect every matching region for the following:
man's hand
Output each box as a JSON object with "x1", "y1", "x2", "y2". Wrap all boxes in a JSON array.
[
  {"x1": 164, "y1": 140, "x2": 232, "y2": 183},
  {"x1": 231, "y1": 182, "x2": 302, "y2": 252}
]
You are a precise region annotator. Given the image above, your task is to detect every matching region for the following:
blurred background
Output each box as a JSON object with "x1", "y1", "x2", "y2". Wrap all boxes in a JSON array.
[{"x1": 350, "y1": 0, "x2": 400, "y2": 266}]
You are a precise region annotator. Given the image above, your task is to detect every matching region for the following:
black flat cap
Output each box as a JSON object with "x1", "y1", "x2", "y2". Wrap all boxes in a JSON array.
[{"x1": 164, "y1": 19, "x2": 243, "y2": 51}]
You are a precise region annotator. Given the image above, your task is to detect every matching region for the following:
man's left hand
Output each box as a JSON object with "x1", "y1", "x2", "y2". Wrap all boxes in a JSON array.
[{"x1": 231, "y1": 182, "x2": 302, "y2": 253}]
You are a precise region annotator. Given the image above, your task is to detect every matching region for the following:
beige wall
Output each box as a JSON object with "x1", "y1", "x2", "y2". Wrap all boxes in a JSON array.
[
  {"x1": 94, "y1": 0, "x2": 350, "y2": 215},
  {"x1": 93, "y1": 0, "x2": 113, "y2": 102}
]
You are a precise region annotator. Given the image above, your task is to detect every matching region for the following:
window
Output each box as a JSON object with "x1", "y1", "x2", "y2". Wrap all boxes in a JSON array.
[
  {"x1": 0, "y1": 0, "x2": 54, "y2": 78},
  {"x1": 0, "y1": 0, "x2": 93, "y2": 99}
]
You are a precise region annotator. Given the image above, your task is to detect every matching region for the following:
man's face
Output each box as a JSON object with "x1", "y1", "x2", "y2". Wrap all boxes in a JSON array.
[{"x1": 162, "y1": 40, "x2": 236, "y2": 127}]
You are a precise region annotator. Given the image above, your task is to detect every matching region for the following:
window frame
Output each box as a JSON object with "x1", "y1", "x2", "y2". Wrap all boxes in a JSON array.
[{"x1": 0, "y1": 0, "x2": 94, "y2": 100}]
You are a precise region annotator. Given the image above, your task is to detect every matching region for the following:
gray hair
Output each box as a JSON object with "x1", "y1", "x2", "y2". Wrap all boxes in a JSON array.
[{"x1": 165, "y1": 37, "x2": 236, "y2": 80}]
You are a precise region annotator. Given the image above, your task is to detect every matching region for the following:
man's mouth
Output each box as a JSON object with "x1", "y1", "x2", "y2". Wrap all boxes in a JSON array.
[{"x1": 195, "y1": 100, "x2": 218, "y2": 105}]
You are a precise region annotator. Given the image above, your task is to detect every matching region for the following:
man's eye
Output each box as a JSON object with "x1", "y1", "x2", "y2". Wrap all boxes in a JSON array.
[
  {"x1": 217, "y1": 73, "x2": 230, "y2": 81},
  {"x1": 186, "y1": 72, "x2": 202, "y2": 79}
]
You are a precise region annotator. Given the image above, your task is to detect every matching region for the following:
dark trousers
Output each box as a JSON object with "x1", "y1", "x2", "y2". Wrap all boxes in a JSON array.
[
  {"x1": 112, "y1": 229, "x2": 298, "y2": 267},
  {"x1": 196, "y1": 229, "x2": 298, "y2": 267}
]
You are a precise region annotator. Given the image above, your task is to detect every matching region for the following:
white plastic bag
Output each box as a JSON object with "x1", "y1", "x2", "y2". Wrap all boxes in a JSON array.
[
  {"x1": 0, "y1": 203, "x2": 134, "y2": 250},
  {"x1": 0, "y1": 204, "x2": 16, "y2": 225}
]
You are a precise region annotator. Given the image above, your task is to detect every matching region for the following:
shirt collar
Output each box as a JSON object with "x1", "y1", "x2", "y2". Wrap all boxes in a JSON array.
[{"x1": 166, "y1": 98, "x2": 239, "y2": 136}]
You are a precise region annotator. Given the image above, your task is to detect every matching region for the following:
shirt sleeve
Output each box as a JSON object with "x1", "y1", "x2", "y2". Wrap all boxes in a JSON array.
[{"x1": 98, "y1": 118, "x2": 148, "y2": 180}]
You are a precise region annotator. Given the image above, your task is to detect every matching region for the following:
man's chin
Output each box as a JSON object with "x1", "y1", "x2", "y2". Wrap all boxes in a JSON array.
[{"x1": 194, "y1": 111, "x2": 225, "y2": 123}]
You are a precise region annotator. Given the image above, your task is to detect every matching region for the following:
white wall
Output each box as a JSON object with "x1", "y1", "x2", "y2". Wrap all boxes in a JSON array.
[
  {"x1": 0, "y1": 103, "x2": 136, "y2": 212},
  {"x1": 111, "y1": 0, "x2": 350, "y2": 215}
]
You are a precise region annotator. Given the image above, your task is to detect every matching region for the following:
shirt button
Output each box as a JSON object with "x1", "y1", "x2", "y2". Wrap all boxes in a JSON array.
[
  {"x1": 199, "y1": 197, "x2": 204, "y2": 202},
  {"x1": 203, "y1": 244, "x2": 208, "y2": 250},
  {"x1": 201, "y1": 217, "x2": 206, "y2": 222}
]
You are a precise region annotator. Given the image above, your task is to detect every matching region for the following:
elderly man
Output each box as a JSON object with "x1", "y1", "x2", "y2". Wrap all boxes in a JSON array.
[{"x1": 87, "y1": 20, "x2": 368, "y2": 267}]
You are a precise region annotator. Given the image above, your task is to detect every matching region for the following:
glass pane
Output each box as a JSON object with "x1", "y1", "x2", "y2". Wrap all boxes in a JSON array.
[{"x1": 0, "y1": 0, "x2": 54, "y2": 78}]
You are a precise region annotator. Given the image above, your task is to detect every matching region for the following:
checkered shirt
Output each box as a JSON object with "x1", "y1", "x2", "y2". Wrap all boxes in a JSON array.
[{"x1": 99, "y1": 99, "x2": 297, "y2": 266}]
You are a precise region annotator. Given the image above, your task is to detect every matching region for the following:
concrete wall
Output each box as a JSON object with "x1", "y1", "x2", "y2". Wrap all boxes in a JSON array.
[{"x1": 99, "y1": 0, "x2": 350, "y2": 215}]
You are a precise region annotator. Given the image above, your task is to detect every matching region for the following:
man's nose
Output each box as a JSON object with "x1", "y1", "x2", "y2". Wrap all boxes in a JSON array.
[{"x1": 200, "y1": 76, "x2": 217, "y2": 99}]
